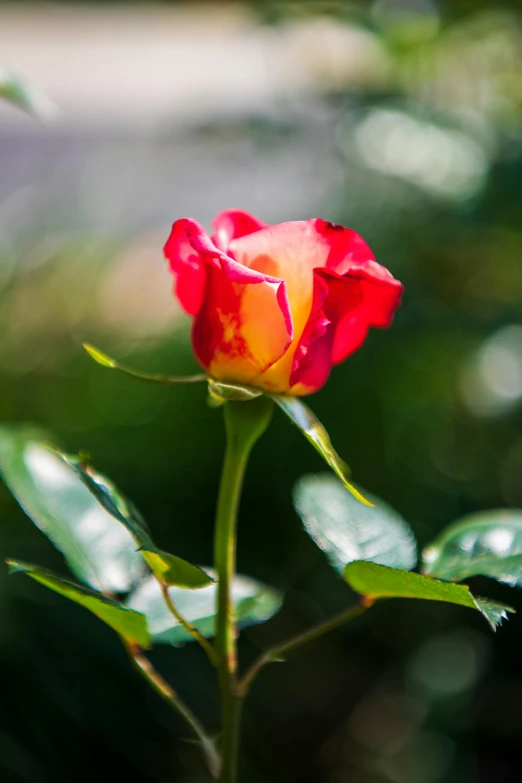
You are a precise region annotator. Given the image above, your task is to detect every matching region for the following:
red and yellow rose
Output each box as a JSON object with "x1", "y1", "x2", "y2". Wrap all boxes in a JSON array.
[{"x1": 164, "y1": 210, "x2": 402, "y2": 396}]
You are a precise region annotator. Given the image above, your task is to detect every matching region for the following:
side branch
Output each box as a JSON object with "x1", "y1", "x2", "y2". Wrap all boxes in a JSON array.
[{"x1": 237, "y1": 599, "x2": 372, "y2": 698}]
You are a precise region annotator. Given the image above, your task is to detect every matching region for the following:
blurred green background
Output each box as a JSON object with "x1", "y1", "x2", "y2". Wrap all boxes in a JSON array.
[{"x1": 2, "y1": 1, "x2": 522, "y2": 781}]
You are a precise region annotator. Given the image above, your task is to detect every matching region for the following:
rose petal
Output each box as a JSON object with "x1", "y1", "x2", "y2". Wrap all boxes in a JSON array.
[
  {"x1": 230, "y1": 219, "x2": 378, "y2": 342},
  {"x1": 288, "y1": 273, "x2": 332, "y2": 393},
  {"x1": 230, "y1": 221, "x2": 328, "y2": 326},
  {"x1": 330, "y1": 266, "x2": 403, "y2": 364},
  {"x1": 167, "y1": 219, "x2": 293, "y2": 384},
  {"x1": 290, "y1": 266, "x2": 402, "y2": 393},
  {"x1": 314, "y1": 218, "x2": 377, "y2": 273},
  {"x1": 163, "y1": 220, "x2": 207, "y2": 316},
  {"x1": 290, "y1": 270, "x2": 362, "y2": 392},
  {"x1": 212, "y1": 209, "x2": 265, "y2": 252}
]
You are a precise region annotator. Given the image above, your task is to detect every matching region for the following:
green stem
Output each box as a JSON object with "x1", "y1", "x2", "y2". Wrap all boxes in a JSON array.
[
  {"x1": 126, "y1": 643, "x2": 220, "y2": 778},
  {"x1": 237, "y1": 599, "x2": 372, "y2": 698},
  {"x1": 213, "y1": 398, "x2": 273, "y2": 783}
]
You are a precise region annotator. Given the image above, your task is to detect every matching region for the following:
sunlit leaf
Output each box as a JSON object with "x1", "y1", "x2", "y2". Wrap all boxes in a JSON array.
[
  {"x1": 0, "y1": 426, "x2": 146, "y2": 593},
  {"x1": 422, "y1": 510, "x2": 522, "y2": 586},
  {"x1": 344, "y1": 561, "x2": 514, "y2": 630},
  {"x1": 83, "y1": 343, "x2": 206, "y2": 386},
  {"x1": 66, "y1": 456, "x2": 213, "y2": 589},
  {"x1": 273, "y1": 396, "x2": 371, "y2": 505},
  {"x1": 294, "y1": 473, "x2": 417, "y2": 572},
  {"x1": 128, "y1": 571, "x2": 283, "y2": 644},
  {"x1": 0, "y1": 65, "x2": 59, "y2": 121},
  {"x1": 8, "y1": 560, "x2": 151, "y2": 647}
]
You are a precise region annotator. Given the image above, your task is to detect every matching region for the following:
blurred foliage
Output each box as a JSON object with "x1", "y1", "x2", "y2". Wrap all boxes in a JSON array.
[
  {"x1": 0, "y1": 66, "x2": 58, "y2": 121},
  {"x1": 2, "y1": 0, "x2": 522, "y2": 782}
]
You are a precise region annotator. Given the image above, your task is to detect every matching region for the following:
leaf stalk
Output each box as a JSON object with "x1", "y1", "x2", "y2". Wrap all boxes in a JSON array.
[
  {"x1": 126, "y1": 642, "x2": 220, "y2": 778},
  {"x1": 160, "y1": 581, "x2": 218, "y2": 665}
]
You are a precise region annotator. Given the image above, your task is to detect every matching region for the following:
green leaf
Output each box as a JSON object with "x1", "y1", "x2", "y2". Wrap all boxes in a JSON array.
[
  {"x1": 294, "y1": 473, "x2": 417, "y2": 572},
  {"x1": 65, "y1": 456, "x2": 213, "y2": 589},
  {"x1": 344, "y1": 561, "x2": 514, "y2": 630},
  {"x1": 0, "y1": 426, "x2": 145, "y2": 593},
  {"x1": 83, "y1": 343, "x2": 206, "y2": 386},
  {"x1": 128, "y1": 572, "x2": 283, "y2": 644},
  {"x1": 0, "y1": 65, "x2": 58, "y2": 121},
  {"x1": 422, "y1": 510, "x2": 522, "y2": 586},
  {"x1": 8, "y1": 560, "x2": 151, "y2": 648},
  {"x1": 272, "y1": 396, "x2": 371, "y2": 506}
]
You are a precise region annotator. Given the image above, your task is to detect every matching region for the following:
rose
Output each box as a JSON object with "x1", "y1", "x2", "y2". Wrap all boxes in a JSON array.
[{"x1": 164, "y1": 210, "x2": 403, "y2": 396}]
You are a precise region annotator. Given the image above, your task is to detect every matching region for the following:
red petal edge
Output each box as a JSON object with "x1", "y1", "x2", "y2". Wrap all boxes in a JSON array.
[
  {"x1": 163, "y1": 220, "x2": 207, "y2": 316},
  {"x1": 291, "y1": 266, "x2": 403, "y2": 392},
  {"x1": 211, "y1": 209, "x2": 265, "y2": 252},
  {"x1": 330, "y1": 266, "x2": 403, "y2": 364}
]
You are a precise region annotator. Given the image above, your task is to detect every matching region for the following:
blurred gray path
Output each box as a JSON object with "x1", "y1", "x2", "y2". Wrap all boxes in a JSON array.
[{"x1": 0, "y1": 5, "x2": 376, "y2": 235}]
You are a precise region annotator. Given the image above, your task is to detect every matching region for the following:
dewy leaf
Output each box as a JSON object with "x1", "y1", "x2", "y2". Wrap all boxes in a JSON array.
[
  {"x1": 422, "y1": 510, "x2": 522, "y2": 587},
  {"x1": 344, "y1": 561, "x2": 514, "y2": 631},
  {"x1": 0, "y1": 426, "x2": 145, "y2": 593},
  {"x1": 65, "y1": 456, "x2": 213, "y2": 590},
  {"x1": 0, "y1": 65, "x2": 59, "y2": 121},
  {"x1": 128, "y1": 571, "x2": 283, "y2": 645},
  {"x1": 294, "y1": 474, "x2": 417, "y2": 572},
  {"x1": 474, "y1": 599, "x2": 513, "y2": 630},
  {"x1": 273, "y1": 396, "x2": 371, "y2": 506},
  {"x1": 83, "y1": 343, "x2": 206, "y2": 386},
  {"x1": 8, "y1": 560, "x2": 151, "y2": 648}
]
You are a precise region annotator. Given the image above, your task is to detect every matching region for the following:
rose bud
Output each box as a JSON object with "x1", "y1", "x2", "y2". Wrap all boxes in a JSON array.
[{"x1": 164, "y1": 210, "x2": 402, "y2": 396}]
